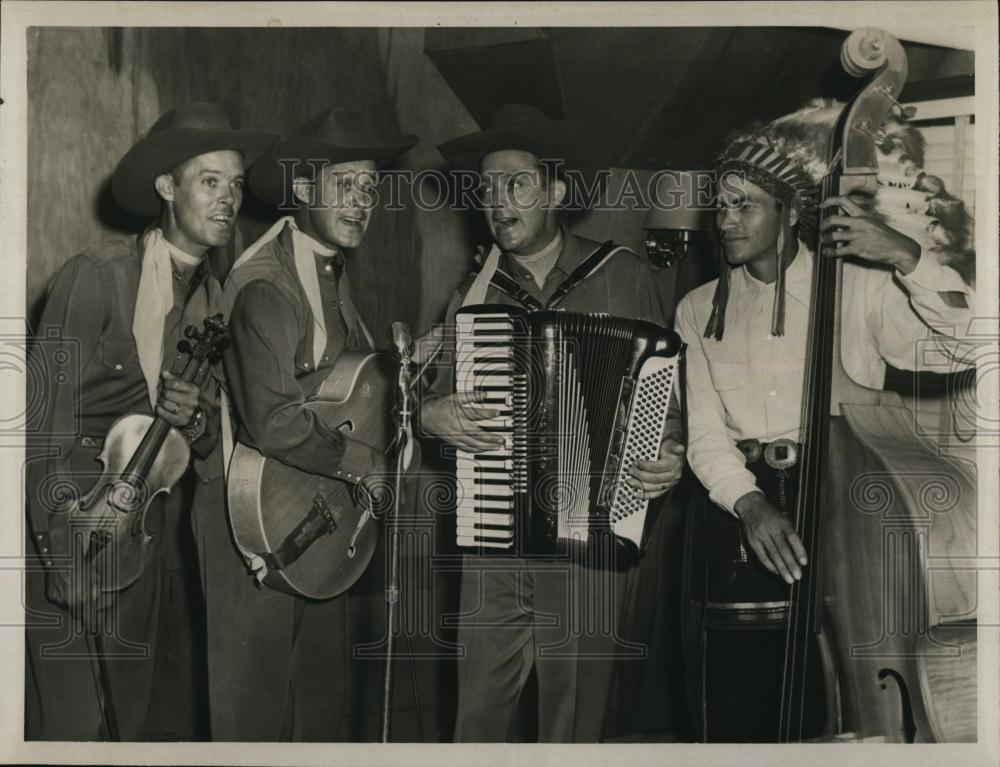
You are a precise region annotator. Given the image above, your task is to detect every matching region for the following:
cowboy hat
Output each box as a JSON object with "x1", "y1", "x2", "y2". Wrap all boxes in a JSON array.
[
  {"x1": 112, "y1": 102, "x2": 279, "y2": 217},
  {"x1": 437, "y1": 103, "x2": 605, "y2": 176},
  {"x1": 249, "y1": 106, "x2": 419, "y2": 205}
]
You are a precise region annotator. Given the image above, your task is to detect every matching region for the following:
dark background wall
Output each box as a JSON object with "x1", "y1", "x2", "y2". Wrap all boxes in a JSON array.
[
  {"x1": 27, "y1": 26, "x2": 970, "y2": 335},
  {"x1": 26, "y1": 27, "x2": 479, "y2": 337},
  {"x1": 27, "y1": 26, "x2": 728, "y2": 336}
]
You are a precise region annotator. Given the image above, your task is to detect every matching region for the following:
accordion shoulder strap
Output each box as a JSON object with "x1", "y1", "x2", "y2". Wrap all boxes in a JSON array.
[
  {"x1": 486, "y1": 267, "x2": 545, "y2": 310},
  {"x1": 547, "y1": 240, "x2": 622, "y2": 309}
]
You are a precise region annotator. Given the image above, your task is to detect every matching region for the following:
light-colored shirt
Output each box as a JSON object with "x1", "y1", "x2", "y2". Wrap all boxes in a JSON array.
[{"x1": 675, "y1": 244, "x2": 975, "y2": 515}]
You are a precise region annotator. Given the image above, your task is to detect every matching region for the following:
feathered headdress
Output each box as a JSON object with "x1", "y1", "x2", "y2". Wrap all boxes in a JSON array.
[{"x1": 705, "y1": 99, "x2": 975, "y2": 340}]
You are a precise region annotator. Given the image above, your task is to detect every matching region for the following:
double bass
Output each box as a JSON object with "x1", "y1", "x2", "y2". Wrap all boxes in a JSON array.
[{"x1": 780, "y1": 28, "x2": 978, "y2": 743}]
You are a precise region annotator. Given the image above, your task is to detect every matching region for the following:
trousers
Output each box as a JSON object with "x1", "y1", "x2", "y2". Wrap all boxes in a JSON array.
[
  {"x1": 190, "y1": 475, "x2": 358, "y2": 741},
  {"x1": 24, "y1": 493, "x2": 171, "y2": 741},
  {"x1": 452, "y1": 544, "x2": 637, "y2": 742},
  {"x1": 683, "y1": 455, "x2": 825, "y2": 742}
]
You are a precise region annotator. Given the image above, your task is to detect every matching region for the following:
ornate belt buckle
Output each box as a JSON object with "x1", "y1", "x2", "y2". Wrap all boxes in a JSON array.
[{"x1": 764, "y1": 438, "x2": 798, "y2": 470}]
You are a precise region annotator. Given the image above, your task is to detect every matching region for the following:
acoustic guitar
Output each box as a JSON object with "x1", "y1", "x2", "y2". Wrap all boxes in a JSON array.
[{"x1": 227, "y1": 351, "x2": 396, "y2": 600}]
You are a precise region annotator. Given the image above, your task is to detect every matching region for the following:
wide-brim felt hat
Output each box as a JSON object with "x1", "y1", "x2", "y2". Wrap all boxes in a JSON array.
[
  {"x1": 250, "y1": 106, "x2": 419, "y2": 205},
  {"x1": 112, "y1": 102, "x2": 279, "y2": 217},
  {"x1": 437, "y1": 103, "x2": 605, "y2": 177}
]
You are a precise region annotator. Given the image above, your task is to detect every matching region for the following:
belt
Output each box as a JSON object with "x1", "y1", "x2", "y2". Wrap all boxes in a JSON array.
[{"x1": 736, "y1": 438, "x2": 800, "y2": 470}]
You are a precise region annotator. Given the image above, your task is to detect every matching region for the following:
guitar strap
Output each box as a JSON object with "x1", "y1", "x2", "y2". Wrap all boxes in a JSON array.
[{"x1": 260, "y1": 495, "x2": 339, "y2": 572}]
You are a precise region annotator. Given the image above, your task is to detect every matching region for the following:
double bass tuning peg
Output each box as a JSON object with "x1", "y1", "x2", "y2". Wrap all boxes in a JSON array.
[
  {"x1": 854, "y1": 118, "x2": 888, "y2": 145},
  {"x1": 877, "y1": 85, "x2": 917, "y2": 120}
]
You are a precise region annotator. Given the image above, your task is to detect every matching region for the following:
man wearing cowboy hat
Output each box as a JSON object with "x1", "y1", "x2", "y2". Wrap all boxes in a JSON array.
[
  {"x1": 421, "y1": 103, "x2": 686, "y2": 742},
  {"x1": 675, "y1": 106, "x2": 976, "y2": 741},
  {"x1": 190, "y1": 106, "x2": 417, "y2": 741},
  {"x1": 24, "y1": 102, "x2": 276, "y2": 740}
]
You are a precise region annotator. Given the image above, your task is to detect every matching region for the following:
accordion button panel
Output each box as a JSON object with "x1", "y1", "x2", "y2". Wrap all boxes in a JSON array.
[{"x1": 610, "y1": 355, "x2": 678, "y2": 547}]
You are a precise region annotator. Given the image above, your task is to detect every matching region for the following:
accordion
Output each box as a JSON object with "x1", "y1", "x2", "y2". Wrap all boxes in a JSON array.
[{"x1": 453, "y1": 304, "x2": 683, "y2": 559}]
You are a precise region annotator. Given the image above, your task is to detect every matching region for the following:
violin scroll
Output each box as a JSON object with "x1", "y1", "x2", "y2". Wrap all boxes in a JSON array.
[{"x1": 178, "y1": 313, "x2": 230, "y2": 360}]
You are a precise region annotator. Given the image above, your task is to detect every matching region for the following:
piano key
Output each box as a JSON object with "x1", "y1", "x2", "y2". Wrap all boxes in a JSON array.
[
  {"x1": 456, "y1": 536, "x2": 512, "y2": 549},
  {"x1": 468, "y1": 498, "x2": 513, "y2": 510},
  {"x1": 474, "y1": 486, "x2": 514, "y2": 498},
  {"x1": 456, "y1": 512, "x2": 514, "y2": 527}
]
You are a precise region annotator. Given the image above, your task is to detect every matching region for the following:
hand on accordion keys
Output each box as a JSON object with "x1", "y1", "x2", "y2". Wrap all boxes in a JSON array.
[
  {"x1": 626, "y1": 431, "x2": 686, "y2": 500},
  {"x1": 420, "y1": 391, "x2": 508, "y2": 453}
]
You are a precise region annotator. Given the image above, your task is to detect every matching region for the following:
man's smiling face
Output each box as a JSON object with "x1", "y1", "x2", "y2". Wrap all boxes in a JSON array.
[{"x1": 298, "y1": 159, "x2": 378, "y2": 250}]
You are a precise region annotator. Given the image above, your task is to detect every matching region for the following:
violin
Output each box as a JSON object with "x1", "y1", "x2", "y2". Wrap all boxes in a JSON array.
[
  {"x1": 73, "y1": 314, "x2": 228, "y2": 592},
  {"x1": 780, "y1": 28, "x2": 978, "y2": 743}
]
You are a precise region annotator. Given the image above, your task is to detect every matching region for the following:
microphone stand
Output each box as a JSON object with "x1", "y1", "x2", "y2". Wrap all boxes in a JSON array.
[{"x1": 380, "y1": 331, "x2": 414, "y2": 743}]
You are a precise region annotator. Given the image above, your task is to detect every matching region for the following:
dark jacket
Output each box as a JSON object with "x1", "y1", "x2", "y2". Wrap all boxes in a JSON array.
[
  {"x1": 26, "y1": 232, "x2": 222, "y2": 560},
  {"x1": 222, "y1": 221, "x2": 386, "y2": 481}
]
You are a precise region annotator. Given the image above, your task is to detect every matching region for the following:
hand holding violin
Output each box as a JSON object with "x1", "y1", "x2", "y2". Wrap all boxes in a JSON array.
[{"x1": 156, "y1": 370, "x2": 201, "y2": 429}]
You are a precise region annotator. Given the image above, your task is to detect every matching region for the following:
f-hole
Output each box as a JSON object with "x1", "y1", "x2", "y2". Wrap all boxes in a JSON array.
[
  {"x1": 877, "y1": 668, "x2": 917, "y2": 742},
  {"x1": 337, "y1": 420, "x2": 355, "y2": 433}
]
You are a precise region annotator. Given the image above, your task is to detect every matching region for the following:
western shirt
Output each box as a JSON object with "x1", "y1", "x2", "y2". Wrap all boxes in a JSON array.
[
  {"x1": 675, "y1": 244, "x2": 976, "y2": 515},
  {"x1": 26, "y1": 232, "x2": 222, "y2": 555},
  {"x1": 223, "y1": 223, "x2": 383, "y2": 482}
]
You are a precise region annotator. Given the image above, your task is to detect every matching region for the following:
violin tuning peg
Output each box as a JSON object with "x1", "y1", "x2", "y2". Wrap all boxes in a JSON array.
[
  {"x1": 178, "y1": 339, "x2": 192, "y2": 354},
  {"x1": 184, "y1": 325, "x2": 200, "y2": 339}
]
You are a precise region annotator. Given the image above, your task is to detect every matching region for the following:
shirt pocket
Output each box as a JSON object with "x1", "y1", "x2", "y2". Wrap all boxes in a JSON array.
[
  {"x1": 99, "y1": 337, "x2": 138, "y2": 375},
  {"x1": 706, "y1": 358, "x2": 747, "y2": 428}
]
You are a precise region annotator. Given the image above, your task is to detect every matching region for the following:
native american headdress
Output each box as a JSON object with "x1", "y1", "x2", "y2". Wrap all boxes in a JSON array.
[{"x1": 704, "y1": 99, "x2": 975, "y2": 340}]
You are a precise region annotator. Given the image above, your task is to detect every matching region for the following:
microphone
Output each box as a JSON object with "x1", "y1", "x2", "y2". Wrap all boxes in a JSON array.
[
  {"x1": 389, "y1": 321, "x2": 415, "y2": 363},
  {"x1": 388, "y1": 322, "x2": 415, "y2": 436}
]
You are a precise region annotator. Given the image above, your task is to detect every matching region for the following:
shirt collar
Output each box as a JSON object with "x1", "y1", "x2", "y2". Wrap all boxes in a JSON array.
[
  {"x1": 736, "y1": 241, "x2": 812, "y2": 309},
  {"x1": 500, "y1": 220, "x2": 575, "y2": 281},
  {"x1": 507, "y1": 227, "x2": 563, "y2": 268}
]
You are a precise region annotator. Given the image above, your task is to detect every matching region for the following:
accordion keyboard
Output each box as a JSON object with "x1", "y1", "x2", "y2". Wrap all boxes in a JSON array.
[{"x1": 454, "y1": 310, "x2": 528, "y2": 549}]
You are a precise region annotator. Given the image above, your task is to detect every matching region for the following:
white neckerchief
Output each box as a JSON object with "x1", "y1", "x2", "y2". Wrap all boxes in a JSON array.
[
  {"x1": 132, "y1": 228, "x2": 203, "y2": 409},
  {"x1": 228, "y1": 216, "x2": 352, "y2": 368}
]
